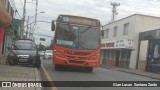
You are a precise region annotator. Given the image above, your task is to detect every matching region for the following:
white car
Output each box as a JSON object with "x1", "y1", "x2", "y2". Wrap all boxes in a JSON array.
[
  {"x1": 40, "y1": 51, "x2": 45, "y2": 56},
  {"x1": 44, "y1": 50, "x2": 53, "y2": 59}
]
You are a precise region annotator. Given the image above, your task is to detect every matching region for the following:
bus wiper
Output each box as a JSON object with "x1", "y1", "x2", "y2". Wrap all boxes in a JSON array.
[
  {"x1": 78, "y1": 38, "x2": 91, "y2": 50},
  {"x1": 80, "y1": 26, "x2": 92, "y2": 34}
]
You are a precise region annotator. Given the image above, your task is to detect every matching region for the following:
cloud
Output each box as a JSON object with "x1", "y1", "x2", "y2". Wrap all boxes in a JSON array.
[{"x1": 14, "y1": 0, "x2": 160, "y2": 45}]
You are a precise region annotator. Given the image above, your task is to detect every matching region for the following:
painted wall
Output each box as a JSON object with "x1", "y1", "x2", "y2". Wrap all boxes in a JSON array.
[{"x1": 102, "y1": 14, "x2": 160, "y2": 69}]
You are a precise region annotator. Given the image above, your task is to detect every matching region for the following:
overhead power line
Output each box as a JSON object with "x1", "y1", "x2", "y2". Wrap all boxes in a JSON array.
[
  {"x1": 15, "y1": 10, "x2": 22, "y2": 19},
  {"x1": 19, "y1": 0, "x2": 24, "y2": 7}
]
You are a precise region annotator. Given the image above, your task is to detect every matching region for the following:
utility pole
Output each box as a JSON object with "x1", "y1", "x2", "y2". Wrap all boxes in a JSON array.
[
  {"x1": 29, "y1": 23, "x2": 32, "y2": 39},
  {"x1": 21, "y1": 0, "x2": 27, "y2": 39},
  {"x1": 110, "y1": 2, "x2": 120, "y2": 22},
  {"x1": 26, "y1": 16, "x2": 29, "y2": 38},
  {"x1": 35, "y1": 0, "x2": 38, "y2": 25},
  {"x1": 31, "y1": 0, "x2": 38, "y2": 40}
]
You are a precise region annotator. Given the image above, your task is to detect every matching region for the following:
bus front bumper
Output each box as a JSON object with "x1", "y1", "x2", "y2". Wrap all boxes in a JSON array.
[{"x1": 53, "y1": 56, "x2": 99, "y2": 68}]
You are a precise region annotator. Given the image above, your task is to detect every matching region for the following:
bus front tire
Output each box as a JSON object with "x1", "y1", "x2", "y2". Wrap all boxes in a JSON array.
[
  {"x1": 83, "y1": 67, "x2": 93, "y2": 72},
  {"x1": 55, "y1": 65, "x2": 60, "y2": 70}
]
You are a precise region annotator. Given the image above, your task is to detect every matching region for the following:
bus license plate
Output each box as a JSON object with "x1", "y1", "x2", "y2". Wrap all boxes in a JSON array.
[{"x1": 19, "y1": 59, "x2": 27, "y2": 62}]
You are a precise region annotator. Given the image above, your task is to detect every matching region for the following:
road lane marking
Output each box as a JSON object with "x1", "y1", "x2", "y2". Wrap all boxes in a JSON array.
[{"x1": 41, "y1": 64, "x2": 58, "y2": 90}]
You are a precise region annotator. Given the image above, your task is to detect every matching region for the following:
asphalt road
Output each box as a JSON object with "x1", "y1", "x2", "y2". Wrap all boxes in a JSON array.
[{"x1": 40, "y1": 57, "x2": 160, "y2": 90}]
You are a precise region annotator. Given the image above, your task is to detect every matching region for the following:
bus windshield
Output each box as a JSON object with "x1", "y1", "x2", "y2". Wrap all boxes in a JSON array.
[{"x1": 55, "y1": 23, "x2": 100, "y2": 50}]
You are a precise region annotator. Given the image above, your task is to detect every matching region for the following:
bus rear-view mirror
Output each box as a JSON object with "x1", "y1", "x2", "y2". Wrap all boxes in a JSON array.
[{"x1": 51, "y1": 20, "x2": 55, "y2": 31}]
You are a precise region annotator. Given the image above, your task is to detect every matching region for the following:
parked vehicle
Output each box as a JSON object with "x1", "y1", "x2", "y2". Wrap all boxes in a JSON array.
[
  {"x1": 6, "y1": 39, "x2": 41, "y2": 68},
  {"x1": 44, "y1": 50, "x2": 53, "y2": 59}
]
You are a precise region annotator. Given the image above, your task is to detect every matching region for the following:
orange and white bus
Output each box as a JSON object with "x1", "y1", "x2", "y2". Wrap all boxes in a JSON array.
[{"x1": 51, "y1": 15, "x2": 101, "y2": 72}]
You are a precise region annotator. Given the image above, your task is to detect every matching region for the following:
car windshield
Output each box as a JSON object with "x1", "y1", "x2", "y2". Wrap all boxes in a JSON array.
[
  {"x1": 12, "y1": 41, "x2": 37, "y2": 50},
  {"x1": 55, "y1": 23, "x2": 100, "y2": 50}
]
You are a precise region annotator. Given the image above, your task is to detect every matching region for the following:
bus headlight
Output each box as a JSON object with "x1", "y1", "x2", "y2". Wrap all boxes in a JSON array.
[{"x1": 88, "y1": 54, "x2": 99, "y2": 60}]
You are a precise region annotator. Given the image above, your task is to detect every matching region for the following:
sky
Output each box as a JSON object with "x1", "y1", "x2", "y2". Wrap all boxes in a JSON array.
[{"x1": 13, "y1": 0, "x2": 160, "y2": 46}]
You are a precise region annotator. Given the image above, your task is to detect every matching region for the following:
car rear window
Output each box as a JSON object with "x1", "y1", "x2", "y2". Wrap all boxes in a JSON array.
[{"x1": 12, "y1": 41, "x2": 37, "y2": 50}]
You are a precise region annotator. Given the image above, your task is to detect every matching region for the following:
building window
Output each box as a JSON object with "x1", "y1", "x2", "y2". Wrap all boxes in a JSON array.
[
  {"x1": 123, "y1": 23, "x2": 129, "y2": 35},
  {"x1": 101, "y1": 30, "x2": 104, "y2": 39},
  {"x1": 106, "y1": 29, "x2": 109, "y2": 38},
  {"x1": 113, "y1": 26, "x2": 118, "y2": 37}
]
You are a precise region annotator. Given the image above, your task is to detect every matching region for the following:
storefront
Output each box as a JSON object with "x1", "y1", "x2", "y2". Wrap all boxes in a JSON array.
[
  {"x1": 0, "y1": 27, "x2": 4, "y2": 46},
  {"x1": 101, "y1": 38, "x2": 134, "y2": 68},
  {"x1": 138, "y1": 29, "x2": 160, "y2": 73},
  {"x1": 0, "y1": 3, "x2": 12, "y2": 62},
  {"x1": 0, "y1": 27, "x2": 4, "y2": 57}
]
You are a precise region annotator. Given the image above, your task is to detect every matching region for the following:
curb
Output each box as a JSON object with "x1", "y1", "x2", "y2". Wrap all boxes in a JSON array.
[
  {"x1": 100, "y1": 65, "x2": 160, "y2": 80},
  {"x1": 41, "y1": 64, "x2": 58, "y2": 90},
  {"x1": 117, "y1": 70, "x2": 160, "y2": 80}
]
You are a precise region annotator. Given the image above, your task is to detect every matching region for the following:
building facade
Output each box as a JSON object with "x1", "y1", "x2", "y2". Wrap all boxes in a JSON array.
[
  {"x1": 139, "y1": 29, "x2": 160, "y2": 72},
  {"x1": 101, "y1": 14, "x2": 160, "y2": 69},
  {"x1": 0, "y1": 0, "x2": 20, "y2": 58},
  {"x1": 0, "y1": 0, "x2": 12, "y2": 62}
]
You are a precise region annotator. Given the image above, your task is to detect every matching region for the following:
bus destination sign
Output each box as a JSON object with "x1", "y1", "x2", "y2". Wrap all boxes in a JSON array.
[{"x1": 60, "y1": 16, "x2": 100, "y2": 27}]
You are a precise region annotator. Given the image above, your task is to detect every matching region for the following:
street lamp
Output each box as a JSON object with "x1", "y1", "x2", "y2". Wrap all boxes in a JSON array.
[
  {"x1": 25, "y1": 11, "x2": 45, "y2": 38},
  {"x1": 28, "y1": 11, "x2": 45, "y2": 19}
]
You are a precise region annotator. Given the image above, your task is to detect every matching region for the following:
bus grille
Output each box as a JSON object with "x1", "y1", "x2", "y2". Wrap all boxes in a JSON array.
[
  {"x1": 68, "y1": 60, "x2": 85, "y2": 64},
  {"x1": 67, "y1": 56, "x2": 86, "y2": 60},
  {"x1": 64, "y1": 50, "x2": 91, "y2": 56}
]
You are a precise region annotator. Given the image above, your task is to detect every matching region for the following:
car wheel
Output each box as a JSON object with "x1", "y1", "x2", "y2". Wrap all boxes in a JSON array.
[
  {"x1": 8, "y1": 58, "x2": 16, "y2": 65},
  {"x1": 8, "y1": 59, "x2": 12, "y2": 65}
]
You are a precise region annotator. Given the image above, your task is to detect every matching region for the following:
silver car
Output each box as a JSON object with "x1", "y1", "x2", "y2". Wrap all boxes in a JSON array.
[{"x1": 43, "y1": 50, "x2": 53, "y2": 59}]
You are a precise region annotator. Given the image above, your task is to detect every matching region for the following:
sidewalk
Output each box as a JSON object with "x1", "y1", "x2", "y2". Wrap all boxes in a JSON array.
[
  {"x1": 100, "y1": 65, "x2": 160, "y2": 80},
  {"x1": 0, "y1": 63, "x2": 42, "y2": 90}
]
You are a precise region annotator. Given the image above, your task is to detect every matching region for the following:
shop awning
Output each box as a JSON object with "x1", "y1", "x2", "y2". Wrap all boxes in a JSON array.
[{"x1": 101, "y1": 39, "x2": 134, "y2": 49}]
